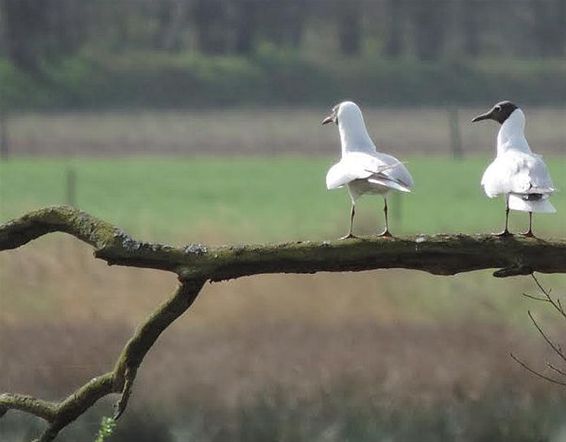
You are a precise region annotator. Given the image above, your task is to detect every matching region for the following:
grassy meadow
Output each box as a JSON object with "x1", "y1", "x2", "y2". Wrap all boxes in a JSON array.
[
  {"x1": 2, "y1": 155, "x2": 565, "y2": 242},
  {"x1": 2, "y1": 117, "x2": 566, "y2": 440}
]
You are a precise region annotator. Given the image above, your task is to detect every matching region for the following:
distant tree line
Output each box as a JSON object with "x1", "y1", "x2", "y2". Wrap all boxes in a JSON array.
[{"x1": 0, "y1": 0, "x2": 565, "y2": 75}]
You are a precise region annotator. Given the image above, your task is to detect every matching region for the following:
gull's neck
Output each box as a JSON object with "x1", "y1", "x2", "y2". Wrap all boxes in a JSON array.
[
  {"x1": 338, "y1": 115, "x2": 376, "y2": 156},
  {"x1": 497, "y1": 109, "x2": 531, "y2": 155}
]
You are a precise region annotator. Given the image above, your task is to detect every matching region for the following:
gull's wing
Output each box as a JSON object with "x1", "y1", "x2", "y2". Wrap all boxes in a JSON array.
[
  {"x1": 326, "y1": 156, "x2": 374, "y2": 190},
  {"x1": 372, "y1": 152, "x2": 414, "y2": 191},
  {"x1": 481, "y1": 151, "x2": 555, "y2": 198},
  {"x1": 326, "y1": 152, "x2": 413, "y2": 192}
]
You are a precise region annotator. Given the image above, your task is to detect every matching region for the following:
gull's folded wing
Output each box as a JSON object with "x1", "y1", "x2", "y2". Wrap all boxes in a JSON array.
[
  {"x1": 326, "y1": 153, "x2": 380, "y2": 189},
  {"x1": 373, "y1": 152, "x2": 414, "y2": 191},
  {"x1": 482, "y1": 151, "x2": 555, "y2": 198},
  {"x1": 326, "y1": 152, "x2": 414, "y2": 191},
  {"x1": 326, "y1": 161, "x2": 372, "y2": 189}
]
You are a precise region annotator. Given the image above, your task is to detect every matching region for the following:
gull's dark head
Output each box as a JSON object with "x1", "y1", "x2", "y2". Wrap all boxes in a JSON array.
[
  {"x1": 322, "y1": 104, "x2": 339, "y2": 126},
  {"x1": 472, "y1": 101, "x2": 519, "y2": 125}
]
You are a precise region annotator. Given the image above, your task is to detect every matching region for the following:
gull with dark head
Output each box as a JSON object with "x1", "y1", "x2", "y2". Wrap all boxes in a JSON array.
[
  {"x1": 323, "y1": 101, "x2": 414, "y2": 239},
  {"x1": 472, "y1": 101, "x2": 556, "y2": 237}
]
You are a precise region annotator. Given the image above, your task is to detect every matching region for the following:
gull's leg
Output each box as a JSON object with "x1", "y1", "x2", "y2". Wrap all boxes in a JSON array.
[
  {"x1": 339, "y1": 203, "x2": 357, "y2": 240},
  {"x1": 378, "y1": 197, "x2": 392, "y2": 237},
  {"x1": 496, "y1": 194, "x2": 512, "y2": 237},
  {"x1": 522, "y1": 211, "x2": 535, "y2": 237}
]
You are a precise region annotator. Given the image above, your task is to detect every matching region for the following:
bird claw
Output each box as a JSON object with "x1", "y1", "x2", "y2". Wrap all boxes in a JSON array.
[
  {"x1": 339, "y1": 233, "x2": 357, "y2": 240},
  {"x1": 378, "y1": 230, "x2": 393, "y2": 238},
  {"x1": 494, "y1": 229, "x2": 513, "y2": 238},
  {"x1": 521, "y1": 230, "x2": 536, "y2": 238}
]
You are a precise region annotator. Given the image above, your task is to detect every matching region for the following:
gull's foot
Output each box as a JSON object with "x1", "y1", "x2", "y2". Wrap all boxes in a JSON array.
[
  {"x1": 521, "y1": 230, "x2": 536, "y2": 238},
  {"x1": 494, "y1": 229, "x2": 513, "y2": 238},
  {"x1": 339, "y1": 233, "x2": 358, "y2": 240},
  {"x1": 378, "y1": 230, "x2": 393, "y2": 238}
]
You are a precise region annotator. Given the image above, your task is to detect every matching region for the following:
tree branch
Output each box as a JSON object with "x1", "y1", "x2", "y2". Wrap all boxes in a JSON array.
[
  {"x1": 2, "y1": 206, "x2": 566, "y2": 280},
  {"x1": 0, "y1": 277, "x2": 204, "y2": 441},
  {"x1": 2, "y1": 205, "x2": 566, "y2": 440}
]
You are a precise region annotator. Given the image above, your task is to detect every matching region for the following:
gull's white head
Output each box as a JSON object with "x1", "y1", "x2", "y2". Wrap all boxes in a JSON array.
[{"x1": 322, "y1": 101, "x2": 375, "y2": 154}]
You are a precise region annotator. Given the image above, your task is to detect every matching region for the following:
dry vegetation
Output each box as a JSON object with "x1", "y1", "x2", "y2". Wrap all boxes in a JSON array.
[
  {"x1": 2, "y1": 234, "x2": 566, "y2": 439},
  {"x1": 7, "y1": 106, "x2": 566, "y2": 156}
]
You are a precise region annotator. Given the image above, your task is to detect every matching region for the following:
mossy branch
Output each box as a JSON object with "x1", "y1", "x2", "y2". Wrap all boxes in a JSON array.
[
  {"x1": 2, "y1": 206, "x2": 566, "y2": 280},
  {"x1": 2, "y1": 205, "x2": 566, "y2": 440},
  {"x1": 0, "y1": 280, "x2": 204, "y2": 442}
]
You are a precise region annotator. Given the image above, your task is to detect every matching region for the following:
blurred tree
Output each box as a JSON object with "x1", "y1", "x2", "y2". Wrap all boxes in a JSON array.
[
  {"x1": 192, "y1": 0, "x2": 228, "y2": 54},
  {"x1": 411, "y1": 0, "x2": 446, "y2": 61},
  {"x1": 0, "y1": 0, "x2": 88, "y2": 74},
  {"x1": 259, "y1": 0, "x2": 307, "y2": 50},
  {"x1": 530, "y1": 0, "x2": 566, "y2": 57},
  {"x1": 153, "y1": 0, "x2": 190, "y2": 51},
  {"x1": 336, "y1": 0, "x2": 363, "y2": 56},
  {"x1": 0, "y1": 0, "x2": 52, "y2": 74},
  {"x1": 383, "y1": 0, "x2": 405, "y2": 58},
  {"x1": 234, "y1": 0, "x2": 259, "y2": 55},
  {"x1": 283, "y1": 0, "x2": 307, "y2": 49},
  {"x1": 460, "y1": 0, "x2": 481, "y2": 57}
]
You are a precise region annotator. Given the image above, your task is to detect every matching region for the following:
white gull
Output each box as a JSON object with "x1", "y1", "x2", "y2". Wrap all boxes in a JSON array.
[
  {"x1": 323, "y1": 101, "x2": 414, "y2": 238},
  {"x1": 472, "y1": 101, "x2": 555, "y2": 237}
]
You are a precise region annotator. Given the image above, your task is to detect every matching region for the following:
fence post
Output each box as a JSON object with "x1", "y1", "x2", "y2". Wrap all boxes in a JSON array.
[
  {"x1": 66, "y1": 167, "x2": 77, "y2": 207},
  {"x1": 448, "y1": 107, "x2": 463, "y2": 160},
  {"x1": 0, "y1": 108, "x2": 8, "y2": 160},
  {"x1": 390, "y1": 191, "x2": 402, "y2": 228}
]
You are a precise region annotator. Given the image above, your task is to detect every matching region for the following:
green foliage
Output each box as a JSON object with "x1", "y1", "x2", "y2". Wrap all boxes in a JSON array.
[
  {"x1": 226, "y1": 388, "x2": 561, "y2": 442},
  {"x1": 94, "y1": 416, "x2": 116, "y2": 442},
  {"x1": 1, "y1": 52, "x2": 565, "y2": 110}
]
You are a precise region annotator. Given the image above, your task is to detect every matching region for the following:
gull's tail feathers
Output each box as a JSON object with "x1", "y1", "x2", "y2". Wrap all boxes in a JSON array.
[
  {"x1": 367, "y1": 176, "x2": 411, "y2": 193},
  {"x1": 508, "y1": 194, "x2": 556, "y2": 213}
]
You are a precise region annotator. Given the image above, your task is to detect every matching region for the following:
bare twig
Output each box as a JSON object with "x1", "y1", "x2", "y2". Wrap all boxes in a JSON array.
[
  {"x1": 531, "y1": 274, "x2": 566, "y2": 320},
  {"x1": 546, "y1": 362, "x2": 566, "y2": 378},
  {"x1": 521, "y1": 292, "x2": 549, "y2": 303},
  {"x1": 512, "y1": 274, "x2": 566, "y2": 388},
  {"x1": 527, "y1": 310, "x2": 566, "y2": 364},
  {"x1": 510, "y1": 353, "x2": 566, "y2": 387}
]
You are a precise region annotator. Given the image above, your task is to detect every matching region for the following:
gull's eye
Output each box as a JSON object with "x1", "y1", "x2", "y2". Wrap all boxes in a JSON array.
[{"x1": 494, "y1": 105, "x2": 502, "y2": 112}]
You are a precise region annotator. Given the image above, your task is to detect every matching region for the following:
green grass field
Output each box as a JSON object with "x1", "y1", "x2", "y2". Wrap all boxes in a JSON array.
[{"x1": 1, "y1": 155, "x2": 565, "y2": 242}]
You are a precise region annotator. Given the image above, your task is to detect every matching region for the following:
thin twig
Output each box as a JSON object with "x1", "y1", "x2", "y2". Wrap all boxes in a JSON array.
[
  {"x1": 522, "y1": 292, "x2": 549, "y2": 303},
  {"x1": 510, "y1": 353, "x2": 566, "y2": 387},
  {"x1": 546, "y1": 362, "x2": 566, "y2": 378},
  {"x1": 531, "y1": 274, "x2": 566, "y2": 320},
  {"x1": 527, "y1": 310, "x2": 566, "y2": 364}
]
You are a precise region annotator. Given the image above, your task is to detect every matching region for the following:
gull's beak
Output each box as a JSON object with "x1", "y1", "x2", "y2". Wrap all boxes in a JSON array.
[
  {"x1": 322, "y1": 112, "x2": 336, "y2": 125},
  {"x1": 472, "y1": 110, "x2": 494, "y2": 123}
]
